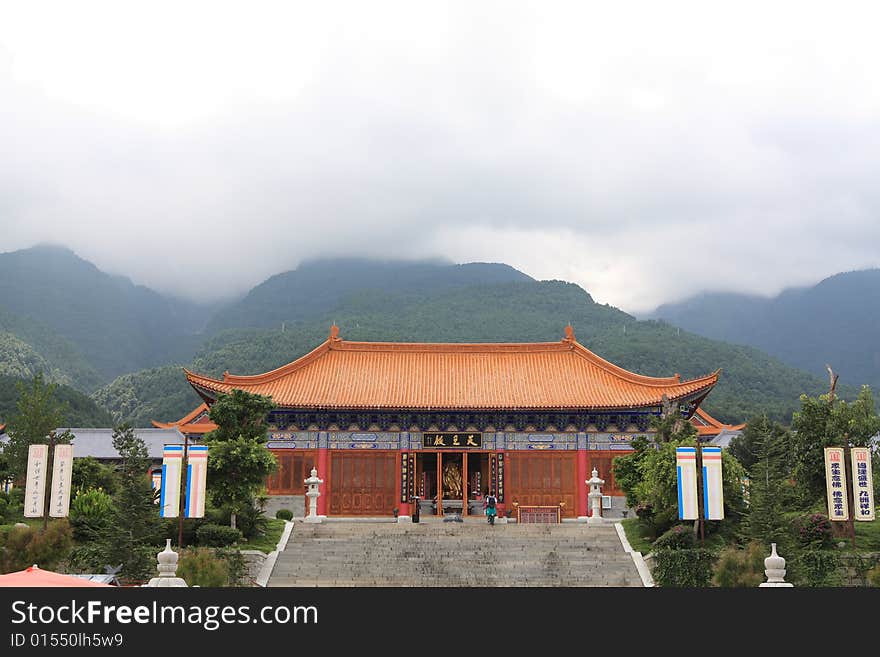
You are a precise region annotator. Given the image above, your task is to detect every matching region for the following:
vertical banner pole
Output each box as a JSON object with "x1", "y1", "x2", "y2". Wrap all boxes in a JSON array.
[{"x1": 178, "y1": 431, "x2": 189, "y2": 548}]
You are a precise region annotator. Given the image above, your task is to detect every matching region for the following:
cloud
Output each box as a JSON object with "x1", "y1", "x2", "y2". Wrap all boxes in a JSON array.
[{"x1": 2, "y1": 1, "x2": 879, "y2": 313}]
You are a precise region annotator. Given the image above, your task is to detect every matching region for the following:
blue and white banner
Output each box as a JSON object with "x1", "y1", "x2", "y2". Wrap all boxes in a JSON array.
[
  {"x1": 185, "y1": 445, "x2": 208, "y2": 518},
  {"x1": 160, "y1": 445, "x2": 184, "y2": 518},
  {"x1": 676, "y1": 447, "x2": 698, "y2": 520},
  {"x1": 701, "y1": 446, "x2": 724, "y2": 520}
]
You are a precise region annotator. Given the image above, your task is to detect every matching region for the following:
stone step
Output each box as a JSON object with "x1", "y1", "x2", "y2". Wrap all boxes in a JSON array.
[{"x1": 267, "y1": 521, "x2": 641, "y2": 587}]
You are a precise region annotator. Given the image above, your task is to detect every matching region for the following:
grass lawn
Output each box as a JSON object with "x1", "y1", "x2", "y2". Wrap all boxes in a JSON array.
[
  {"x1": 854, "y1": 515, "x2": 880, "y2": 552},
  {"x1": 620, "y1": 518, "x2": 654, "y2": 554},
  {"x1": 238, "y1": 518, "x2": 286, "y2": 553}
]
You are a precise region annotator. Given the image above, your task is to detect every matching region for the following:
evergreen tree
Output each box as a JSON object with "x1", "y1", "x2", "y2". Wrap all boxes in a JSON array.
[
  {"x1": 740, "y1": 415, "x2": 792, "y2": 548},
  {"x1": 3, "y1": 372, "x2": 70, "y2": 483},
  {"x1": 101, "y1": 424, "x2": 162, "y2": 583}
]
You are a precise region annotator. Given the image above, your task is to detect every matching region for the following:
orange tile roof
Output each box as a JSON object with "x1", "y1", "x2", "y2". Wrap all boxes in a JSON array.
[
  {"x1": 152, "y1": 403, "x2": 217, "y2": 434},
  {"x1": 690, "y1": 407, "x2": 746, "y2": 436},
  {"x1": 184, "y1": 326, "x2": 719, "y2": 412}
]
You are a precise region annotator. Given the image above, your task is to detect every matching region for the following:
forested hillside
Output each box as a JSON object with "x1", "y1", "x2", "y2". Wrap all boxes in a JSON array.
[
  {"x1": 0, "y1": 245, "x2": 210, "y2": 382},
  {"x1": 653, "y1": 269, "x2": 880, "y2": 390},
  {"x1": 96, "y1": 280, "x2": 851, "y2": 427},
  {"x1": 205, "y1": 258, "x2": 533, "y2": 332},
  {"x1": 0, "y1": 375, "x2": 114, "y2": 427}
]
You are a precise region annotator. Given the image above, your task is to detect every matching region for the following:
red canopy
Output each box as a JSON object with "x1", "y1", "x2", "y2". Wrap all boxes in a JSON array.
[{"x1": 0, "y1": 565, "x2": 112, "y2": 587}]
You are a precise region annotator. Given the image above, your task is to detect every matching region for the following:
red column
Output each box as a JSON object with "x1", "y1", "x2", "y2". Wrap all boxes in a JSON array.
[
  {"x1": 495, "y1": 449, "x2": 505, "y2": 517},
  {"x1": 316, "y1": 447, "x2": 329, "y2": 517},
  {"x1": 577, "y1": 448, "x2": 588, "y2": 518}
]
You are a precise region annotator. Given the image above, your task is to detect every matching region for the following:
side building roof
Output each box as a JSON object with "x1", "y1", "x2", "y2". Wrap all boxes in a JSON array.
[{"x1": 53, "y1": 428, "x2": 188, "y2": 460}]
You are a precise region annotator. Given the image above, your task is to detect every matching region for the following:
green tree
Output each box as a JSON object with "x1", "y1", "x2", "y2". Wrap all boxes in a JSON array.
[
  {"x1": 3, "y1": 372, "x2": 70, "y2": 482},
  {"x1": 205, "y1": 390, "x2": 277, "y2": 529},
  {"x1": 791, "y1": 386, "x2": 880, "y2": 507},
  {"x1": 739, "y1": 415, "x2": 793, "y2": 549},
  {"x1": 100, "y1": 424, "x2": 162, "y2": 583},
  {"x1": 71, "y1": 456, "x2": 118, "y2": 496}
]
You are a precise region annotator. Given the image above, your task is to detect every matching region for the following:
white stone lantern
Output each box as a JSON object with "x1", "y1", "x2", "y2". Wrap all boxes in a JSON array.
[
  {"x1": 586, "y1": 468, "x2": 606, "y2": 525},
  {"x1": 304, "y1": 467, "x2": 324, "y2": 523},
  {"x1": 146, "y1": 539, "x2": 188, "y2": 587},
  {"x1": 759, "y1": 543, "x2": 793, "y2": 587}
]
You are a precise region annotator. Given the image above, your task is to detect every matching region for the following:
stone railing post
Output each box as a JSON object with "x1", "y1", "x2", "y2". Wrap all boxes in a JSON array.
[
  {"x1": 586, "y1": 467, "x2": 606, "y2": 525},
  {"x1": 304, "y1": 467, "x2": 324, "y2": 523}
]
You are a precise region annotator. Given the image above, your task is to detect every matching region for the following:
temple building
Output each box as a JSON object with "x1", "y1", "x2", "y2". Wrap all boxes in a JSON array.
[
  {"x1": 690, "y1": 407, "x2": 746, "y2": 447},
  {"x1": 165, "y1": 325, "x2": 720, "y2": 520}
]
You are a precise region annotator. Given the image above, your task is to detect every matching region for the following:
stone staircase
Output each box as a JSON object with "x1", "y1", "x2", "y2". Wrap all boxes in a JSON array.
[{"x1": 268, "y1": 520, "x2": 642, "y2": 587}]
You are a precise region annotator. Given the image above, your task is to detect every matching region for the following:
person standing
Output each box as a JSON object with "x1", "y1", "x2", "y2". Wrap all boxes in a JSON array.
[{"x1": 484, "y1": 492, "x2": 498, "y2": 525}]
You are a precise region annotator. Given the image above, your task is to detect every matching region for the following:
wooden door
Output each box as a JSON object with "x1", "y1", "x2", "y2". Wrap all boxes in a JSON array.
[
  {"x1": 328, "y1": 452, "x2": 397, "y2": 516},
  {"x1": 267, "y1": 450, "x2": 315, "y2": 495},
  {"x1": 506, "y1": 452, "x2": 577, "y2": 517}
]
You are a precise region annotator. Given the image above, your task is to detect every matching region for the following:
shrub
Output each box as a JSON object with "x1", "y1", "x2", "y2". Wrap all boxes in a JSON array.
[
  {"x1": 196, "y1": 524, "x2": 242, "y2": 547},
  {"x1": 791, "y1": 549, "x2": 842, "y2": 587},
  {"x1": 868, "y1": 563, "x2": 880, "y2": 587},
  {"x1": 712, "y1": 541, "x2": 766, "y2": 587},
  {"x1": 178, "y1": 548, "x2": 230, "y2": 587},
  {"x1": 0, "y1": 488, "x2": 24, "y2": 522},
  {"x1": 652, "y1": 548, "x2": 717, "y2": 587},
  {"x1": 795, "y1": 513, "x2": 834, "y2": 549},
  {"x1": 69, "y1": 488, "x2": 115, "y2": 541},
  {"x1": 275, "y1": 509, "x2": 293, "y2": 521},
  {"x1": 71, "y1": 457, "x2": 118, "y2": 496},
  {"x1": 653, "y1": 524, "x2": 696, "y2": 550},
  {"x1": 0, "y1": 520, "x2": 73, "y2": 573}
]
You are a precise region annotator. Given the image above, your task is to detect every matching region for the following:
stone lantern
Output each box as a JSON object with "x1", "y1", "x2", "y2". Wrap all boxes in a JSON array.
[
  {"x1": 759, "y1": 543, "x2": 793, "y2": 587},
  {"x1": 146, "y1": 539, "x2": 188, "y2": 587},
  {"x1": 586, "y1": 468, "x2": 605, "y2": 525},
  {"x1": 304, "y1": 467, "x2": 324, "y2": 523}
]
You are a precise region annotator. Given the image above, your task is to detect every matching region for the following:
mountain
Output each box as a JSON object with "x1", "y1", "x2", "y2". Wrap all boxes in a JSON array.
[
  {"x1": 205, "y1": 258, "x2": 533, "y2": 333},
  {"x1": 652, "y1": 269, "x2": 880, "y2": 390},
  {"x1": 0, "y1": 245, "x2": 211, "y2": 384},
  {"x1": 0, "y1": 308, "x2": 103, "y2": 391},
  {"x1": 0, "y1": 375, "x2": 114, "y2": 428},
  {"x1": 96, "y1": 279, "x2": 850, "y2": 427}
]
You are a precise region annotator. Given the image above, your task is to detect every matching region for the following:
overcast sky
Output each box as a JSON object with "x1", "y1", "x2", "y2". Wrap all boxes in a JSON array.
[{"x1": 2, "y1": 2, "x2": 879, "y2": 314}]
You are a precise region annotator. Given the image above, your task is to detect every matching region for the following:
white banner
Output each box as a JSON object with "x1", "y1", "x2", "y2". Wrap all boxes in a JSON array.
[
  {"x1": 160, "y1": 445, "x2": 184, "y2": 518},
  {"x1": 824, "y1": 447, "x2": 849, "y2": 521},
  {"x1": 49, "y1": 444, "x2": 74, "y2": 518},
  {"x1": 23, "y1": 444, "x2": 48, "y2": 518},
  {"x1": 185, "y1": 445, "x2": 208, "y2": 518},
  {"x1": 702, "y1": 446, "x2": 724, "y2": 520},
  {"x1": 676, "y1": 447, "x2": 698, "y2": 520},
  {"x1": 852, "y1": 447, "x2": 875, "y2": 522}
]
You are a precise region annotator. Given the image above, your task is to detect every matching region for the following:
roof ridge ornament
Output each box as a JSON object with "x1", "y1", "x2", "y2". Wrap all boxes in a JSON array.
[
  {"x1": 329, "y1": 324, "x2": 341, "y2": 341},
  {"x1": 564, "y1": 324, "x2": 575, "y2": 343}
]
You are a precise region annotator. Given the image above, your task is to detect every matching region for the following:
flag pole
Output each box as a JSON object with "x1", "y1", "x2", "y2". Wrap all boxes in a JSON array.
[{"x1": 177, "y1": 431, "x2": 189, "y2": 548}]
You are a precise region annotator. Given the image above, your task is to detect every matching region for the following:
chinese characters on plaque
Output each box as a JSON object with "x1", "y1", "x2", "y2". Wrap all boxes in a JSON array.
[
  {"x1": 422, "y1": 432, "x2": 482, "y2": 448},
  {"x1": 851, "y1": 447, "x2": 875, "y2": 522},
  {"x1": 24, "y1": 443, "x2": 74, "y2": 518},
  {"x1": 824, "y1": 447, "x2": 849, "y2": 521}
]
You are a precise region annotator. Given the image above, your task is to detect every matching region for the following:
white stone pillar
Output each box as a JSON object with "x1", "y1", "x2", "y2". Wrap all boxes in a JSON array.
[
  {"x1": 759, "y1": 543, "x2": 793, "y2": 587},
  {"x1": 304, "y1": 467, "x2": 324, "y2": 523}
]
